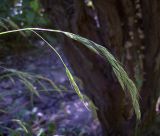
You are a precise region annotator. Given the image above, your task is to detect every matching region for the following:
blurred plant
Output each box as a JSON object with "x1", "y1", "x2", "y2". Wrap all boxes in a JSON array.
[
  {"x1": 0, "y1": 0, "x2": 50, "y2": 53},
  {"x1": 0, "y1": 119, "x2": 56, "y2": 136},
  {"x1": 0, "y1": 66, "x2": 62, "y2": 102},
  {"x1": 0, "y1": 0, "x2": 49, "y2": 28}
]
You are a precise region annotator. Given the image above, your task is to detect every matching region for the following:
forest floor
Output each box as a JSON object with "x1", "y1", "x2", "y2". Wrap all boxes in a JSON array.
[{"x1": 0, "y1": 42, "x2": 102, "y2": 136}]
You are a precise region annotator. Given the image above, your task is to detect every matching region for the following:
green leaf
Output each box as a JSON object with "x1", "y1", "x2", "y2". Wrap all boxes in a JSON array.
[
  {"x1": 47, "y1": 122, "x2": 56, "y2": 135},
  {"x1": 30, "y1": 0, "x2": 39, "y2": 12}
]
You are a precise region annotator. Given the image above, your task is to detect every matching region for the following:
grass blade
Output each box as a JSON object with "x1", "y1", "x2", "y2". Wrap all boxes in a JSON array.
[
  {"x1": 0, "y1": 27, "x2": 141, "y2": 119},
  {"x1": 12, "y1": 119, "x2": 29, "y2": 134}
]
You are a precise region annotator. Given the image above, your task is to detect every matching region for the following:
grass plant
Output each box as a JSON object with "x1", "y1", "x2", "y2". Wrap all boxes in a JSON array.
[{"x1": 0, "y1": 27, "x2": 141, "y2": 120}]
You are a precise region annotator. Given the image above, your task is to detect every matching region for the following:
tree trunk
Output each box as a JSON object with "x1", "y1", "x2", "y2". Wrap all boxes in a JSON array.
[
  {"x1": 139, "y1": 0, "x2": 160, "y2": 134},
  {"x1": 40, "y1": 0, "x2": 160, "y2": 135}
]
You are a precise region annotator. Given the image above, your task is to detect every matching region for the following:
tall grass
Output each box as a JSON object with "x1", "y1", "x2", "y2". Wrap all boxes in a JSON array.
[{"x1": 0, "y1": 27, "x2": 141, "y2": 119}]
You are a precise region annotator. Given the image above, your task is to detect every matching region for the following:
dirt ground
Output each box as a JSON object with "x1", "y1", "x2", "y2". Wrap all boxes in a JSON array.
[{"x1": 0, "y1": 43, "x2": 102, "y2": 136}]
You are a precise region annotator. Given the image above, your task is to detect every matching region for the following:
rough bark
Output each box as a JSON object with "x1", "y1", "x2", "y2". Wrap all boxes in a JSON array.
[
  {"x1": 40, "y1": 0, "x2": 160, "y2": 135},
  {"x1": 139, "y1": 0, "x2": 160, "y2": 133}
]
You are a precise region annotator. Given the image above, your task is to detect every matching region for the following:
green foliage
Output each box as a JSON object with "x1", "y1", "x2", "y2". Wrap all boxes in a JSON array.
[
  {"x1": 0, "y1": 0, "x2": 50, "y2": 52},
  {"x1": 0, "y1": 27, "x2": 141, "y2": 120},
  {"x1": 0, "y1": 0, "x2": 14, "y2": 17},
  {"x1": 0, "y1": 0, "x2": 49, "y2": 27}
]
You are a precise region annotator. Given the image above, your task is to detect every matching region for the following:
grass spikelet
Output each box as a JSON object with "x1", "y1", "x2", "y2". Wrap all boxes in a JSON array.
[{"x1": 0, "y1": 27, "x2": 141, "y2": 119}]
